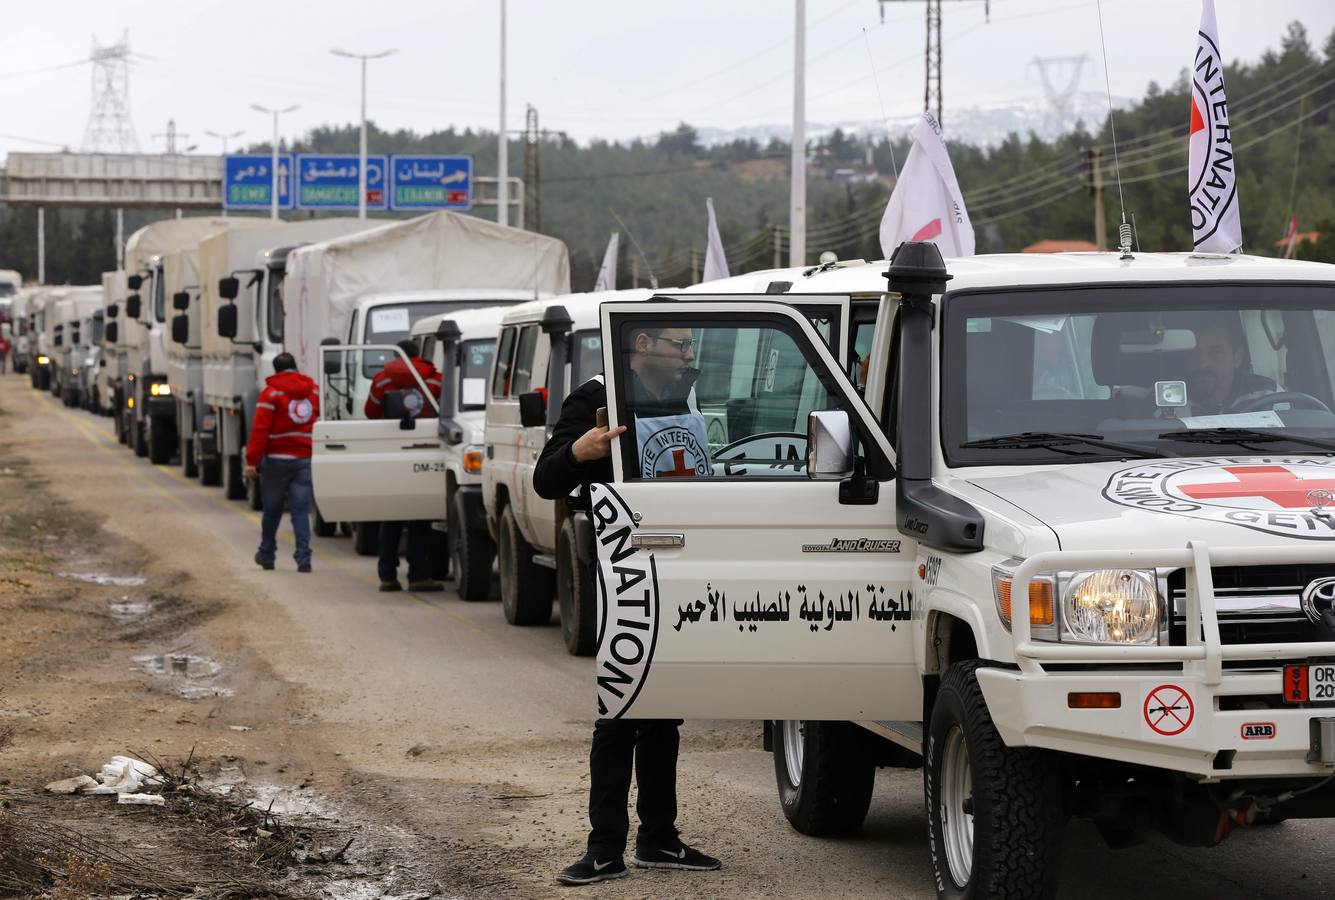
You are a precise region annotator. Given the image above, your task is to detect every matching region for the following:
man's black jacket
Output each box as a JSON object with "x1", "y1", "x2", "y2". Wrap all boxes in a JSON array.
[{"x1": 533, "y1": 371, "x2": 693, "y2": 501}]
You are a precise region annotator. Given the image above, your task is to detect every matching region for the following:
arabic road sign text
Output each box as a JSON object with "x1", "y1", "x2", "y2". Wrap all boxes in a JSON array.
[
  {"x1": 295, "y1": 154, "x2": 389, "y2": 211},
  {"x1": 223, "y1": 154, "x2": 294, "y2": 211},
  {"x1": 390, "y1": 154, "x2": 473, "y2": 210}
]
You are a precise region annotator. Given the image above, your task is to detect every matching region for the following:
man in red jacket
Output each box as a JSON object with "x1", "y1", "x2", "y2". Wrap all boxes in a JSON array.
[
  {"x1": 366, "y1": 339, "x2": 445, "y2": 592},
  {"x1": 243, "y1": 353, "x2": 319, "y2": 573}
]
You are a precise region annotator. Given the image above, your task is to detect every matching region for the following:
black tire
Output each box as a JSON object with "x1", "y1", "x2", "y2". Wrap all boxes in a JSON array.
[
  {"x1": 197, "y1": 434, "x2": 222, "y2": 486},
  {"x1": 352, "y1": 522, "x2": 380, "y2": 556},
  {"x1": 312, "y1": 501, "x2": 337, "y2": 538},
  {"x1": 772, "y1": 720, "x2": 875, "y2": 836},
  {"x1": 223, "y1": 453, "x2": 246, "y2": 500},
  {"x1": 180, "y1": 433, "x2": 198, "y2": 478},
  {"x1": 498, "y1": 505, "x2": 554, "y2": 626},
  {"x1": 926, "y1": 660, "x2": 1063, "y2": 900},
  {"x1": 450, "y1": 493, "x2": 494, "y2": 602},
  {"x1": 148, "y1": 418, "x2": 174, "y2": 465},
  {"x1": 114, "y1": 403, "x2": 127, "y2": 444},
  {"x1": 557, "y1": 519, "x2": 597, "y2": 656}
]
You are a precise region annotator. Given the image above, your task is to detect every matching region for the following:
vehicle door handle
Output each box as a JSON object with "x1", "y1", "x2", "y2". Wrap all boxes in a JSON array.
[
  {"x1": 630, "y1": 533, "x2": 685, "y2": 549},
  {"x1": 325, "y1": 443, "x2": 346, "y2": 450},
  {"x1": 486, "y1": 445, "x2": 494, "y2": 459},
  {"x1": 403, "y1": 442, "x2": 441, "y2": 450}
]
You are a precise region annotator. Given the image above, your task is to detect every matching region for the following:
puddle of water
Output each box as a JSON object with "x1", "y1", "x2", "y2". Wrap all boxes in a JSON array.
[
  {"x1": 132, "y1": 653, "x2": 233, "y2": 699},
  {"x1": 110, "y1": 598, "x2": 153, "y2": 619},
  {"x1": 60, "y1": 571, "x2": 147, "y2": 587}
]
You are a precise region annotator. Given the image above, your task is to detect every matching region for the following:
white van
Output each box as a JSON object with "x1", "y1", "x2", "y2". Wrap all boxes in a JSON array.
[{"x1": 588, "y1": 245, "x2": 1335, "y2": 897}]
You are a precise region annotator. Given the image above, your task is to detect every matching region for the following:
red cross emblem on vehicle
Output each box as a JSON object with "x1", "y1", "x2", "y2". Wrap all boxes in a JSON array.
[
  {"x1": 1177, "y1": 466, "x2": 1335, "y2": 508},
  {"x1": 656, "y1": 447, "x2": 697, "y2": 478}
]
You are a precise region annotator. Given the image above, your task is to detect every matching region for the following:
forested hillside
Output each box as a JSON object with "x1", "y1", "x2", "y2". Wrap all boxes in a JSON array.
[{"x1": 2, "y1": 20, "x2": 1332, "y2": 289}]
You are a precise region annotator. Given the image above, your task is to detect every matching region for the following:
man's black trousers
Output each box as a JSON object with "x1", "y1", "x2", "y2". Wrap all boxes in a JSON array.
[{"x1": 586, "y1": 717, "x2": 682, "y2": 857}]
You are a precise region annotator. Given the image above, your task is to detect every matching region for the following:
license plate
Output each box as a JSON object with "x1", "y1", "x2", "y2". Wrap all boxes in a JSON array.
[{"x1": 1283, "y1": 663, "x2": 1335, "y2": 704}]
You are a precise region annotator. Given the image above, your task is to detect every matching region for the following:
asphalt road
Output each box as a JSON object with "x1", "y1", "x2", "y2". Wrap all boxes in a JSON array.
[{"x1": 11, "y1": 376, "x2": 1335, "y2": 898}]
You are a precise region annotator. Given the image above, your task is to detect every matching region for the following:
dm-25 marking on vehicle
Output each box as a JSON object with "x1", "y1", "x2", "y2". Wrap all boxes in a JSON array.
[
  {"x1": 590, "y1": 483, "x2": 659, "y2": 720},
  {"x1": 413, "y1": 462, "x2": 447, "y2": 473},
  {"x1": 801, "y1": 537, "x2": 901, "y2": 553},
  {"x1": 1103, "y1": 457, "x2": 1335, "y2": 540},
  {"x1": 674, "y1": 583, "x2": 913, "y2": 634}
]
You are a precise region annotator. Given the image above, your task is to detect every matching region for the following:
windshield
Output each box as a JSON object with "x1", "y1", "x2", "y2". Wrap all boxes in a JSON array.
[
  {"x1": 0, "y1": 284, "x2": 16, "y2": 298},
  {"x1": 459, "y1": 339, "x2": 495, "y2": 410},
  {"x1": 943, "y1": 283, "x2": 1335, "y2": 466},
  {"x1": 361, "y1": 300, "x2": 511, "y2": 377}
]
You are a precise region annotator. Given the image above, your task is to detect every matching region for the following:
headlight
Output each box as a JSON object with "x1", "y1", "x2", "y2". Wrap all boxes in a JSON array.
[
  {"x1": 37, "y1": 355, "x2": 49, "y2": 365},
  {"x1": 1062, "y1": 569, "x2": 1159, "y2": 644},
  {"x1": 150, "y1": 383, "x2": 172, "y2": 397}
]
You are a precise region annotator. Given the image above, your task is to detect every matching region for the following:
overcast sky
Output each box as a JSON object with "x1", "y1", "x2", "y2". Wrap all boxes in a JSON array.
[{"x1": 3, "y1": 0, "x2": 1333, "y2": 161}]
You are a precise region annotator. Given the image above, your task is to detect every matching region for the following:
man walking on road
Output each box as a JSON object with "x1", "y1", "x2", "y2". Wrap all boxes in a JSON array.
[
  {"x1": 534, "y1": 325, "x2": 720, "y2": 886},
  {"x1": 0, "y1": 331, "x2": 10, "y2": 374},
  {"x1": 366, "y1": 339, "x2": 445, "y2": 593},
  {"x1": 244, "y1": 353, "x2": 318, "y2": 573}
]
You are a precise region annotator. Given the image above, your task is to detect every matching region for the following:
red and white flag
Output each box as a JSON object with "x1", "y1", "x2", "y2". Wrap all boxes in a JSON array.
[
  {"x1": 1189, "y1": 0, "x2": 1242, "y2": 253},
  {"x1": 879, "y1": 111, "x2": 974, "y2": 259}
]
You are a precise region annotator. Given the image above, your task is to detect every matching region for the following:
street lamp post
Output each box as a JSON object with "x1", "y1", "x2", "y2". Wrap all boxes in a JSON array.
[
  {"x1": 250, "y1": 104, "x2": 300, "y2": 220},
  {"x1": 204, "y1": 129, "x2": 245, "y2": 155},
  {"x1": 497, "y1": 0, "x2": 508, "y2": 226},
  {"x1": 331, "y1": 48, "x2": 397, "y2": 219}
]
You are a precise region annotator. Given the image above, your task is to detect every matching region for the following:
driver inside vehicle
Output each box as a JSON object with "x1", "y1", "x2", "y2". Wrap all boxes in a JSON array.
[{"x1": 1183, "y1": 315, "x2": 1278, "y2": 415}]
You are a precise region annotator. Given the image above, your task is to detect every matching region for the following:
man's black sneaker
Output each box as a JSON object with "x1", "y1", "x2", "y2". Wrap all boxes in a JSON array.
[
  {"x1": 378, "y1": 580, "x2": 402, "y2": 592},
  {"x1": 407, "y1": 579, "x2": 445, "y2": 592},
  {"x1": 631, "y1": 843, "x2": 721, "y2": 871},
  {"x1": 556, "y1": 853, "x2": 628, "y2": 885},
  {"x1": 254, "y1": 553, "x2": 274, "y2": 571},
  {"x1": 297, "y1": 562, "x2": 312, "y2": 573}
]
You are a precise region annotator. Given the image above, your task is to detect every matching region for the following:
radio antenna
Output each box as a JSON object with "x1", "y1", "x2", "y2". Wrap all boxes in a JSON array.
[
  {"x1": 1095, "y1": 0, "x2": 1132, "y2": 258},
  {"x1": 609, "y1": 208, "x2": 659, "y2": 289}
]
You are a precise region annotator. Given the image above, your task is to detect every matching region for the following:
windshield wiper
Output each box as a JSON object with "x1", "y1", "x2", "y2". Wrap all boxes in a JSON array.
[
  {"x1": 1159, "y1": 427, "x2": 1335, "y2": 455},
  {"x1": 961, "y1": 431, "x2": 1161, "y2": 459}
]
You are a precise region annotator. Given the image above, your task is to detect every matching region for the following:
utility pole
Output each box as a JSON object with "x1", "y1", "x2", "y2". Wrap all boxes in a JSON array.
[
  {"x1": 497, "y1": 0, "x2": 509, "y2": 226},
  {"x1": 331, "y1": 48, "x2": 397, "y2": 219},
  {"x1": 631, "y1": 256, "x2": 640, "y2": 289},
  {"x1": 523, "y1": 105, "x2": 541, "y2": 232},
  {"x1": 690, "y1": 248, "x2": 700, "y2": 285},
  {"x1": 153, "y1": 118, "x2": 190, "y2": 154},
  {"x1": 1087, "y1": 147, "x2": 1107, "y2": 250},
  {"x1": 877, "y1": 0, "x2": 990, "y2": 126},
  {"x1": 790, "y1": 0, "x2": 806, "y2": 267},
  {"x1": 115, "y1": 209, "x2": 124, "y2": 269},
  {"x1": 251, "y1": 103, "x2": 300, "y2": 221},
  {"x1": 773, "y1": 225, "x2": 784, "y2": 269},
  {"x1": 37, "y1": 208, "x2": 45, "y2": 284}
]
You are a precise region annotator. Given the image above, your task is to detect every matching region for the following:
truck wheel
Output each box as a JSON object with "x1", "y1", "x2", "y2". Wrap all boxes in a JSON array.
[
  {"x1": 312, "y1": 501, "x2": 337, "y2": 538},
  {"x1": 196, "y1": 435, "x2": 220, "y2": 486},
  {"x1": 148, "y1": 419, "x2": 174, "y2": 465},
  {"x1": 772, "y1": 720, "x2": 875, "y2": 836},
  {"x1": 352, "y1": 522, "x2": 380, "y2": 556},
  {"x1": 926, "y1": 660, "x2": 1063, "y2": 900},
  {"x1": 223, "y1": 454, "x2": 246, "y2": 500},
  {"x1": 450, "y1": 493, "x2": 494, "y2": 602},
  {"x1": 498, "y1": 506, "x2": 553, "y2": 626},
  {"x1": 557, "y1": 519, "x2": 597, "y2": 656},
  {"x1": 114, "y1": 406, "x2": 126, "y2": 444},
  {"x1": 180, "y1": 434, "x2": 198, "y2": 478}
]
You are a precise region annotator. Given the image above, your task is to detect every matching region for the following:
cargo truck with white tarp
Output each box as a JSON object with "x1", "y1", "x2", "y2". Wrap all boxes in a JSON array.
[
  {"x1": 98, "y1": 270, "x2": 127, "y2": 418},
  {"x1": 289, "y1": 210, "x2": 570, "y2": 550},
  {"x1": 119, "y1": 217, "x2": 267, "y2": 464},
  {"x1": 587, "y1": 244, "x2": 1335, "y2": 897},
  {"x1": 198, "y1": 217, "x2": 381, "y2": 501}
]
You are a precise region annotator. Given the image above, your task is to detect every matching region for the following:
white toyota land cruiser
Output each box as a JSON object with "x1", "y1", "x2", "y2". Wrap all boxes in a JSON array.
[{"x1": 589, "y1": 242, "x2": 1335, "y2": 897}]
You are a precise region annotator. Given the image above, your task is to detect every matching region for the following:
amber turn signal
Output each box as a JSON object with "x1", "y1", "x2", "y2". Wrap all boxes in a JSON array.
[{"x1": 1067, "y1": 692, "x2": 1121, "y2": 709}]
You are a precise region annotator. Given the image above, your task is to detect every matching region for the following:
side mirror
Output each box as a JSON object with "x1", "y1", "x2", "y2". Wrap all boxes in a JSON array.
[
  {"x1": 322, "y1": 338, "x2": 343, "y2": 376},
  {"x1": 217, "y1": 304, "x2": 238, "y2": 339},
  {"x1": 107, "y1": 303, "x2": 119, "y2": 319},
  {"x1": 219, "y1": 276, "x2": 240, "y2": 300},
  {"x1": 105, "y1": 321, "x2": 119, "y2": 344},
  {"x1": 126, "y1": 294, "x2": 142, "y2": 319},
  {"x1": 171, "y1": 314, "x2": 188, "y2": 345},
  {"x1": 127, "y1": 274, "x2": 143, "y2": 291},
  {"x1": 172, "y1": 291, "x2": 190, "y2": 311},
  {"x1": 518, "y1": 391, "x2": 546, "y2": 428},
  {"x1": 807, "y1": 410, "x2": 854, "y2": 480}
]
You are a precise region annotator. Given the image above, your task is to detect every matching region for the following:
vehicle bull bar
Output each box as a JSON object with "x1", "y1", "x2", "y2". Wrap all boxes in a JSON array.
[{"x1": 1011, "y1": 541, "x2": 1335, "y2": 683}]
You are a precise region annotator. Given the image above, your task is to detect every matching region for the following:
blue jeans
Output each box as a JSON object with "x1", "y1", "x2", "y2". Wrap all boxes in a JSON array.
[{"x1": 258, "y1": 457, "x2": 312, "y2": 565}]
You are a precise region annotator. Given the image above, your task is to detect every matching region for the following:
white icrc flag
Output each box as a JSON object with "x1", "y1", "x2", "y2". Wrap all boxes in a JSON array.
[
  {"x1": 703, "y1": 197, "x2": 731, "y2": 282},
  {"x1": 593, "y1": 231, "x2": 619, "y2": 291},
  {"x1": 878, "y1": 111, "x2": 974, "y2": 260},
  {"x1": 1189, "y1": 0, "x2": 1242, "y2": 253}
]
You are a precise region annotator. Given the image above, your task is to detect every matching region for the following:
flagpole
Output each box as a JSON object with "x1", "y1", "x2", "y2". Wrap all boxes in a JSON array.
[{"x1": 789, "y1": 0, "x2": 807, "y2": 267}]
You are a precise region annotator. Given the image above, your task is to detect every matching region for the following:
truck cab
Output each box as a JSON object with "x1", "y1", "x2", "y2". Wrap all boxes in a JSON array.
[{"x1": 589, "y1": 245, "x2": 1335, "y2": 897}]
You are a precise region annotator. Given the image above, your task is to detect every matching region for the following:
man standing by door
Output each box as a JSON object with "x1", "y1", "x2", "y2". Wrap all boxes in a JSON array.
[
  {"x1": 244, "y1": 352, "x2": 317, "y2": 572},
  {"x1": 365, "y1": 338, "x2": 445, "y2": 593},
  {"x1": 534, "y1": 325, "x2": 720, "y2": 886}
]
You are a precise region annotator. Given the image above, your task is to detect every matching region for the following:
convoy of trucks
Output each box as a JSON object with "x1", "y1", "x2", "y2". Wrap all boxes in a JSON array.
[{"x1": 21, "y1": 203, "x2": 1335, "y2": 899}]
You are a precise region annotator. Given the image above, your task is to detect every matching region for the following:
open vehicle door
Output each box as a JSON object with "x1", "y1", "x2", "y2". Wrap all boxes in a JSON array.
[
  {"x1": 312, "y1": 343, "x2": 448, "y2": 522},
  {"x1": 591, "y1": 299, "x2": 920, "y2": 721}
]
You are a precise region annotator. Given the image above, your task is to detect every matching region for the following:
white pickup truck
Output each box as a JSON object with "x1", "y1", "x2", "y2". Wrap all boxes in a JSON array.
[{"x1": 589, "y1": 243, "x2": 1335, "y2": 897}]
